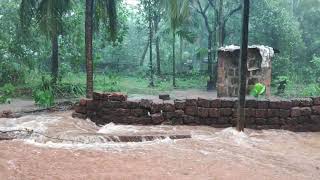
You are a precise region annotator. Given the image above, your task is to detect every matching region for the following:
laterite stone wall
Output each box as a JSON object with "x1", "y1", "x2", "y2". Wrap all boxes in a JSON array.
[{"x1": 72, "y1": 92, "x2": 320, "y2": 132}]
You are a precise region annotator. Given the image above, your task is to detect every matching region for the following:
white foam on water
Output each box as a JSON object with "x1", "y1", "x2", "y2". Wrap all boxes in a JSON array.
[
  {"x1": 199, "y1": 150, "x2": 210, "y2": 156},
  {"x1": 2, "y1": 115, "x2": 179, "y2": 151},
  {"x1": 0, "y1": 115, "x2": 62, "y2": 133},
  {"x1": 98, "y1": 122, "x2": 139, "y2": 134},
  {"x1": 193, "y1": 127, "x2": 268, "y2": 148},
  {"x1": 217, "y1": 127, "x2": 250, "y2": 145},
  {"x1": 22, "y1": 136, "x2": 175, "y2": 151}
]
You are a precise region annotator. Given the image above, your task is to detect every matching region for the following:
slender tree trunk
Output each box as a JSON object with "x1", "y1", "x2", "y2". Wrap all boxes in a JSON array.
[
  {"x1": 85, "y1": 0, "x2": 94, "y2": 98},
  {"x1": 221, "y1": 23, "x2": 226, "y2": 45},
  {"x1": 218, "y1": 0, "x2": 224, "y2": 46},
  {"x1": 148, "y1": 0, "x2": 154, "y2": 87},
  {"x1": 154, "y1": 15, "x2": 161, "y2": 75},
  {"x1": 199, "y1": 7, "x2": 214, "y2": 90},
  {"x1": 179, "y1": 36, "x2": 183, "y2": 74},
  {"x1": 213, "y1": 5, "x2": 220, "y2": 88},
  {"x1": 237, "y1": 0, "x2": 250, "y2": 132},
  {"x1": 155, "y1": 37, "x2": 161, "y2": 75},
  {"x1": 51, "y1": 33, "x2": 59, "y2": 84},
  {"x1": 172, "y1": 32, "x2": 176, "y2": 87},
  {"x1": 207, "y1": 32, "x2": 214, "y2": 90},
  {"x1": 140, "y1": 40, "x2": 149, "y2": 66}
]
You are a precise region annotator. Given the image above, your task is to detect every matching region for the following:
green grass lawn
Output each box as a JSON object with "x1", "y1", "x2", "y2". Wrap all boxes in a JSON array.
[
  {"x1": 21, "y1": 72, "x2": 208, "y2": 97},
  {"x1": 17, "y1": 71, "x2": 320, "y2": 98}
]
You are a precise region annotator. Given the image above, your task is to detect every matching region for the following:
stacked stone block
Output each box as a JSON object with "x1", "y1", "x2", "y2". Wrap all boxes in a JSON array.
[{"x1": 73, "y1": 92, "x2": 320, "y2": 132}]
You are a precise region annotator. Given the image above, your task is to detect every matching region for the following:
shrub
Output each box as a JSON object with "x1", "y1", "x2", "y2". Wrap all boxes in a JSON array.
[
  {"x1": 0, "y1": 83, "x2": 15, "y2": 104},
  {"x1": 0, "y1": 61, "x2": 26, "y2": 86},
  {"x1": 101, "y1": 73, "x2": 121, "y2": 92},
  {"x1": 250, "y1": 83, "x2": 266, "y2": 98},
  {"x1": 33, "y1": 76, "x2": 54, "y2": 107}
]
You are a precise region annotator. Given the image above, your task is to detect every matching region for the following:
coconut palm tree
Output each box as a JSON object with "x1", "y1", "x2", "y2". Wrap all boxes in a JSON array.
[
  {"x1": 85, "y1": 0, "x2": 117, "y2": 98},
  {"x1": 163, "y1": 0, "x2": 190, "y2": 87},
  {"x1": 20, "y1": 0, "x2": 72, "y2": 84},
  {"x1": 85, "y1": 0, "x2": 94, "y2": 98}
]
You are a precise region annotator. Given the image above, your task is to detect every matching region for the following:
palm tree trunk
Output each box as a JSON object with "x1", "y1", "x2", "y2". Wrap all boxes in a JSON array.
[
  {"x1": 173, "y1": 32, "x2": 176, "y2": 87},
  {"x1": 237, "y1": 0, "x2": 250, "y2": 132},
  {"x1": 85, "y1": 0, "x2": 94, "y2": 98},
  {"x1": 51, "y1": 33, "x2": 59, "y2": 84}
]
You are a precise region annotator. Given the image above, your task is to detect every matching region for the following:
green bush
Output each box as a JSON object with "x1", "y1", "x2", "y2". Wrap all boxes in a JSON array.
[
  {"x1": 0, "y1": 83, "x2": 15, "y2": 104},
  {"x1": 33, "y1": 76, "x2": 54, "y2": 107},
  {"x1": 101, "y1": 73, "x2": 121, "y2": 92},
  {"x1": 0, "y1": 61, "x2": 26, "y2": 86},
  {"x1": 250, "y1": 83, "x2": 266, "y2": 98},
  {"x1": 301, "y1": 84, "x2": 320, "y2": 97},
  {"x1": 53, "y1": 83, "x2": 85, "y2": 97},
  {"x1": 59, "y1": 62, "x2": 72, "y2": 81},
  {"x1": 33, "y1": 90, "x2": 54, "y2": 107}
]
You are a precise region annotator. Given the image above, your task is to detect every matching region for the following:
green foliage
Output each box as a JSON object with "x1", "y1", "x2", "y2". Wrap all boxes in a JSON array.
[
  {"x1": 273, "y1": 76, "x2": 289, "y2": 85},
  {"x1": 250, "y1": 83, "x2": 266, "y2": 98},
  {"x1": 311, "y1": 56, "x2": 320, "y2": 79},
  {"x1": 0, "y1": 0, "x2": 319, "y2": 99},
  {"x1": 0, "y1": 83, "x2": 15, "y2": 104},
  {"x1": 59, "y1": 62, "x2": 72, "y2": 80},
  {"x1": 20, "y1": 0, "x2": 72, "y2": 38},
  {"x1": 0, "y1": 61, "x2": 26, "y2": 86},
  {"x1": 33, "y1": 76, "x2": 54, "y2": 107},
  {"x1": 53, "y1": 83, "x2": 85, "y2": 98},
  {"x1": 33, "y1": 90, "x2": 54, "y2": 108},
  {"x1": 101, "y1": 73, "x2": 121, "y2": 92},
  {"x1": 301, "y1": 84, "x2": 320, "y2": 97}
]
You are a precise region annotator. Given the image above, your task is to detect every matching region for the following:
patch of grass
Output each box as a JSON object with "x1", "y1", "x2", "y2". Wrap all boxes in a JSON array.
[
  {"x1": 17, "y1": 71, "x2": 320, "y2": 99},
  {"x1": 271, "y1": 77, "x2": 320, "y2": 98},
  {"x1": 19, "y1": 72, "x2": 207, "y2": 97}
]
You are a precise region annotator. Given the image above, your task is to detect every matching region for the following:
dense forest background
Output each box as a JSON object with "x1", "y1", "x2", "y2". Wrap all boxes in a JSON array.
[{"x1": 0, "y1": 0, "x2": 319, "y2": 104}]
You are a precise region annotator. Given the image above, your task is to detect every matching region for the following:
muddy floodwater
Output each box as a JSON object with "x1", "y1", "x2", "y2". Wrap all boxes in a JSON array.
[{"x1": 0, "y1": 112, "x2": 320, "y2": 180}]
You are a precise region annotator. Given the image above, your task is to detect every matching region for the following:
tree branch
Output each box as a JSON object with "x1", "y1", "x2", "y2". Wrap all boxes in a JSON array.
[
  {"x1": 189, "y1": 0, "x2": 201, "y2": 14},
  {"x1": 193, "y1": 0, "x2": 213, "y2": 33},
  {"x1": 208, "y1": 0, "x2": 218, "y2": 14},
  {"x1": 223, "y1": 4, "x2": 241, "y2": 24}
]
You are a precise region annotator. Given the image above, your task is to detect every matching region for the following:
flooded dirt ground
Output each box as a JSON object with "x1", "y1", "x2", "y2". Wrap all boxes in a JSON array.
[{"x1": 0, "y1": 112, "x2": 320, "y2": 180}]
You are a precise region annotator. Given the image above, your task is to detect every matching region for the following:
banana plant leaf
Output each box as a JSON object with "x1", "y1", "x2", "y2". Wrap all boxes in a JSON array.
[{"x1": 250, "y1": 83, "x2": 266, "y2": 97}]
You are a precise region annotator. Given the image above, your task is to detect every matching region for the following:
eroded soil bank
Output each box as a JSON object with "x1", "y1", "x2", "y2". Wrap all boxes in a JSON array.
[{"x1": 0, "y1": 112, "x2": 320, "y2": 180}]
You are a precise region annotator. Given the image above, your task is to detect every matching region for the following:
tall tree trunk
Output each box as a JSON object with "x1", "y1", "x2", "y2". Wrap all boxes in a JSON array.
[
  {"x1": 198, "y1": 5, "x2": 214, "y2": 90},
  {"x1": 207, "y1": 32, "x2": 214, "y2": 90},
  {"x1": 172, "y1": 32, "x2": 176, "y2": 87},
  {"x1": 213, "y1": 4, "x2": 219, "y2": 88},
  {"x1": 218, "y1": 0, "x2": 224, "y2": 46},
  {"x1": 179, "y1": 36, "x2": 183, "y2": 74},
  {"x1": 148, "y1": 0, "x2": 154, "y2": 87},
  {"x1": 85, "y1": 0, "x2": 94, "y2": 98},
  {"x1": 140, "y1": 40, "x2": 149, "y2": 66},
  {"x1": 237, "y1": 0, "x2": 250, "y2": 132},
  {"x1": 155, "y1": 36, "x2": 161, "y2": 75},
  {"x1": 51, "y1": 33, "x2": 59, "y2": 84},
  {"x1": 154, "y1": 15, "x2": 161, "y2": 75}
]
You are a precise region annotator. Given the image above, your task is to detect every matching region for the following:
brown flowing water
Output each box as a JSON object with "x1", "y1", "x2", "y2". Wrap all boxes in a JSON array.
[{"x1": 0, "y1": 112, "x2": 319, "y2": 180}]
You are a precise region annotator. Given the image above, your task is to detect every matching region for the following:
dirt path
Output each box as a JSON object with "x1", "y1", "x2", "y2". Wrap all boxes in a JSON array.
[
  {"x1": 0, "y1": 99, "x2": 38, "y2": 112},
  {"x1": 0, "y1": 90, "x2": 215, "y2": 114}
]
